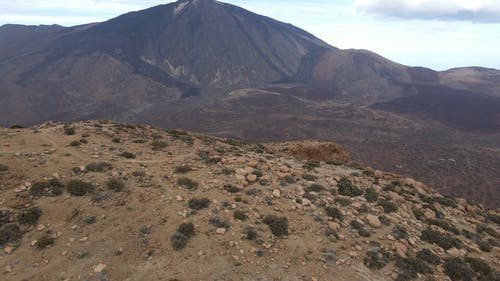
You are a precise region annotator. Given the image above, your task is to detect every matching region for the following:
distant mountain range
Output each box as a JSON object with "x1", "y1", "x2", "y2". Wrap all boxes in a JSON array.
[{"x1": 0, "y1": 0, "x2": 499, "y2": 207}]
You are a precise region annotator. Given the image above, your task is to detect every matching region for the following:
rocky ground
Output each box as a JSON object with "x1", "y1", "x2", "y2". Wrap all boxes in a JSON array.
[{"x1": 0, "y1": 121, "x2": 498, "y2": 281}]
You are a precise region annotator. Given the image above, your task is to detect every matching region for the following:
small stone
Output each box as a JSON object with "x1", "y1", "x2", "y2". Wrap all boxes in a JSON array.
[
  {"x1": 176, "y1": 195, "x2": 183, "y2": 202},
  {"x1": 246, "y1": 174, "x2": 257, "y2": 182},
  {"x1": 446, "y1": 248, "x2": 461, "y2": 257},
  {"x1": 79, "y1": 236, "x2": 89, "y2": 242},
  {"x1": 4, "y1": 246, "x2": 15, "y2": 254},
  {"x1": 423, "y1": 209, "x2": 436, "y2": 220},
  {"x1": 216, "y1": 228, "x2": 226, "y2": 235},
  {"x1": 393, "y1": 242, "x2": 407, "y2": 257},
  {"x1": 272, "y1": 189, "x2": 281, "y2": 198},
  {"x1": 4, "y1": 265, "x2": 12, "y2": 273},
  {"x1": 366, "y1": 214, "x2": 381, "y2": 228},
  {"x1": 93, "y1": 263, "x2": 107, "y2": 273},
  {"x1": 328, "y1": 222, "x2": 340, "y2": 231},
  {"x1": 37, "y1": 224, "x2": 46, "y2": 231}
]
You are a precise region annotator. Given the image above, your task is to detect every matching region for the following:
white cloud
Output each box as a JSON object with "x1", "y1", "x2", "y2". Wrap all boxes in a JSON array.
[{"x1": 356, "y1": 0, "x2": 500, "y2": 22}]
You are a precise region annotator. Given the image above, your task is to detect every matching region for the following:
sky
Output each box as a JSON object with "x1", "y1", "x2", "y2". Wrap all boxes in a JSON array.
[{"x1": 1, "y1": 0, "x2": 499, "y2": 70}]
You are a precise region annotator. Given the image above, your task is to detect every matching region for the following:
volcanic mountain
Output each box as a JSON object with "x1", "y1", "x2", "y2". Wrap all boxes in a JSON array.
[{"x1": 0, "y1": 0, "x2": 499, "y2": 207}]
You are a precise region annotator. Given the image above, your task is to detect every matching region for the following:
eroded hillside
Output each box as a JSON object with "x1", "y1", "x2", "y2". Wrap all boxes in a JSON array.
[{"x1": 0, "y1": 121, "x2": 498, "y2": 281}]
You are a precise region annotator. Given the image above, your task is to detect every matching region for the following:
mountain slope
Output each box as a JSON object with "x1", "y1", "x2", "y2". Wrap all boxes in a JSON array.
[
  {"x1": 0, "y1": 0, "x2": 499, "y2": 208},
  {"x1": 0, "y1": 121, "x2": 498, "y2": 280}
]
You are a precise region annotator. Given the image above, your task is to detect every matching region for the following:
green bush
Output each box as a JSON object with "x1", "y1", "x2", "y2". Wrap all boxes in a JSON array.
[
  {"x1": 177, "y1": 177, "x2": 199, "y2": 190},
  {"x1": 86, "y1": 162, "x2": 113, "y2": 172},
  {"x1": 378, "y1": 199, "x2": 398, "y2": 213},
  {"x1": 0, "y1": 210, "x2": 11, "y2": 227},
  {"x1": 30, "y1": 181, "x2": 49, "y2": 197},
  {"x1": 17, "y1": 207, "x2": 42, "y2": 225},
  {"x1": 67, "y1": 180, "x2": 94, "y2": 196},
  {"x1": 436, "y1": 196, "x2": 458, "y2": 208},
  {"x1": 395, "y1": 257, "x2": 432, "y2": 280},
  {"x1": 234, "y1": 210, "x2": 247, "y2": 221},
  {"x1": 337, "y1": 178, "x2": 363, "y2": 197},
  {"x1": 188, "y1": 198, "x2": 211, "y2": 210},
  {"x1": 303, "y1": 160, "x2": 321, "y2": 170},
  {"x1": 70, "y1": 140, "x2": 80, "y2": 147},
  {"x1": 170, "y1": 232, "x2": 188, "y2": 250},
  {"x1": 351, "y1": 220, "x2": 371, "y2": 237},
  {"x1": 0, "y1": 224, "x2": 22, "y2": 246},
  {"x1": 177, "y1": 222, "x2": 195, "y2": 238},
  {"x1": 416, "y1": 248, "x2": 441, "y2": 265},
  {"x1": 263, "y1": 215, "x2": 289, "y2": 237},
  {"x1": 365, "y1": 187, "x2": 379, "y2": 202},
  {"x1": 35, "y1": 235, "x2": 55, "y2": 249},
  {"x1": 106, "y1": 178, "x2": 125, "y2": 192},
  {"x1": 119, "y1": 152, "x2": 136, "y2": 159},
  {"x1": 325, "y1": 206, "x2": 343, "y2": 221},
  {"x1": 174, "y1": 165, "x2": 192, "y2": 174},
  {"x1": 30, "y1": 179, "x2": 64, "y2": 197},
  {"x1": 421, "y1": 228, "x2": 462, "y2": 250},
  {"x1": 392, "y1": 226, "x2": 409, "y2": 240},
  {"x1": 444, "y1": 258, "x2": 473, "y2": 281},
  {"x1": 335, "y1": 197, "x2": 351, "y2": 206}
]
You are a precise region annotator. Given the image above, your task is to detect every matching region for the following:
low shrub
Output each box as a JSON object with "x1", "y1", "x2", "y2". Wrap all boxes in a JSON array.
[
  {"x1": 421, "y1": 228, "x2": 462, "y2": 250},
  {"x1": 365, "y1": 187, "x2": 379, "y2": 202},
  {"x1": 174, "y1": 165, "x2": 192, "y2": 174},
  {"x1": 177, "y1": 222, "x2": 195, "y2": 238},
  {"x1": 378, "y1": 199, "x2": 398, "y2": 213},
  {"x1": 337, "y1": 178, "x2": 363, "y2": 197},
  {"x1": 119, "y1": 152, "x2": 136, "y2": 159},
  {"x1": 335, "y1": 197, "x2": 351, "y2": 206},
  {"x1": 234, "y1": 210, "x2": 247, "y2": 221},
  {"x1": 428, "y1": 219, "x2": 459, "y2": 234},
  {"x1": 244, "y1": 227, "x2": 258, "y2": 240},
  {"x1": 301, "y1": 174, "x2": 318, "y2": 181},
  {"x1": 263, "y1": 215, "x2": 289, "y2": 237},
  {"x1": 17, "y1": 207, "x2": 42, "y2": 225},
  {"x1": 303, "y1": 160, "x2": 321, "y2": 170},
  {"x1": 177, "y1": 177, "x2": 199, "y2": 190},
  {"x1": 0, "y1": 224, "x2": 22, "y2": 246},
  {"x1": 64, "y1": 127, "x2": 76, "y2": 135},
  {"x1": 151, "y1": 140, "x2": 168, "y2": 150},
  {"x1": 35, "y1": 235, "x2": 55, "y2": 249},
  {"x1": 70, "y1": 140, "x2": 80, "y2": 147},
  {"x1": 209, "y1": 217, "x2": 230, "y2": 229},
  {"x1": 86, "y1": 162, "x2": 113, "y2": 172},
  {"x1": 106, "y1": 178, "x2": 125, "y2": 192},
  {"x1": 395, "y1": 257, "x2": 432, "y2": 280},
  {"x1": 67, "y1": 180, "x2": 94, "y2": 196},
  {"x1": 223, "y1": 184, "x2": 240, "y2": 193},
  {"x1": 465, "y1": 257, "x2": 492, "y2": 277},
  {"x1": 436, "y1": 196, "x2": 458, "y2": 208},
  {"x1": 325, "y1": 206, "x2": 343, "y2": 221},
  {"x1": 170, "y1": 232, "x2": 188, "y2": 250},
  {"x1": 364, "y1": 247, "x2": 392, "y2": 269},
  {"x1": 444, "y1": 258, "x2": 473, "y2": 281},
  {"x1": 305, "y1": 184, "x2": 325, "y2": 192},
  {"x1": 416, "y1": 248, "x2": 441, "y2": 265},
  {"x1": 188, "y1": 198, "x2": 211, "y2": 210},
  {"x1": 0, "y1": 164, "x2": 8, "y2": 172}
]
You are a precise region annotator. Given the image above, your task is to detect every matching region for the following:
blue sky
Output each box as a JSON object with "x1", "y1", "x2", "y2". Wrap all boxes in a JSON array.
[{"x1": 1, "y1": 0, "x2": 499, "y2": 70}]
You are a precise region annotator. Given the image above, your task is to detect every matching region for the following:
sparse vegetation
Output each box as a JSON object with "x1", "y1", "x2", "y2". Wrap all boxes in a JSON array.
[
  {"x1": 86, "y1": 162, "x2": 113, "y2": 172},
  {"x1": 177, "y1": 222, "x2": 195, "y2": 238},
  {"x1": 17, "y1": 207, "x2": 42, "y2": 225},
  {"x1": 234, "y1": 210, "x2": 247, "y2": 221},
  {"x1": 209, "y1": 217, "x2": 230, "y2": 229},
  {"x1": 0, "y1": 164, "x2": 8, "y2": 172},
  {"x1": 395, "y1": 257, "x2": 432, "y2": 280},
  {"x1": 188, "y1": 198, "x2": 211, "y2": 210},
  {"x1": 151, "y1": 140, "x2": 168, "y2": 150},
  {"x1": 337, "y1": 177, "x2": 363, "y2": 197},
  {"x1": 67, "y1": 180, "x2": 94, "y2": 196},
  {"x1": 325, "y1": 206, "x2": 343, "y2": 221},
  {"x1": 119, "y1": 152, "x2": 136, "y2": 159},
  {"x1": 416, "y1": 249, "x2": 441, "y2": 265},
  {"x1": 106, "y1": 178, "x2": 125, "y2": 192},
  {"x1": 364, "y1": 247, "x2": 392, "y2": 269},
  {"x1": 365, "y1": 187, "x2": 379, "y2": 202},
  {"x1": 244, "y1": 227, "x2": 258, "y2": 240},
  {"x1": 305, "y1": 184, "x2": 325, "y2": 192},
  {"x1": 301, "y1": 174, "x2": 317, "y2": 181},
  {"x1": 378, "y1": 199, "x2": 398, "y2": 213},
  {"x1": 30, "y1": 179, "x2": 64, "y2": 197},
  {"x1": 174, "y1": 165, "x2": 192, "y2": 174},
  {"x1": 444, "y1": 258, "x2": 473, "y2": 281},
  {"x1": 35, "y1": 235, "x2": 55, "y2": 249},
  {"x1": 421, "y1": 228, "x2": 462, "y2": 250},
  {"x1": 170, "y1": 232, "x2": 189, "y2": 250},
  {"x1": 224, "y1": 184, "x2": 240, "y2": 193},
  {"x1": 263, "y1": 215, "x2": 289, "y2": 237},
  {"x1": 303, "y1": 160, "x2": 321, "y2": 170},
  {"x1": 64, "y1": 127, "x2": 76, "y2": 135},
  {"x1": 0, "y1": 224, "x2": 22, "y2": 246},
  {"x1": 177, "y1": 177, "x2": 199, "y2": 190}
]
